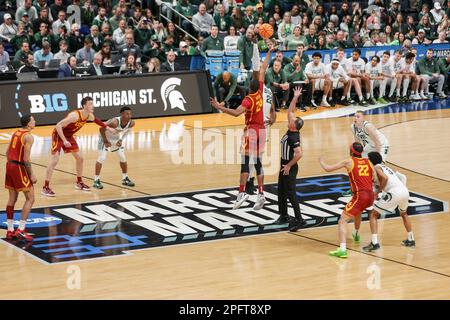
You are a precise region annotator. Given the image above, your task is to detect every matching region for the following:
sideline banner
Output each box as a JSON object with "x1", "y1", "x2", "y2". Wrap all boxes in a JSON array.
[{"x1": 0, "y1": 70, "x2": 213, "y2": 128}]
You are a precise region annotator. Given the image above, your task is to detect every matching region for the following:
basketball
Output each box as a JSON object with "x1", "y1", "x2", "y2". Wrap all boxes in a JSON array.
[{"x1": 259, "y1": 23, "x2": 274, "y2": 39}]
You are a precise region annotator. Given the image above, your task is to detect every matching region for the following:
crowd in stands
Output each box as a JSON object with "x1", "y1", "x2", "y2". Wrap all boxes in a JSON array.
[{"x1": 0, "y1": 0, "x2": 449, "y2": 108}]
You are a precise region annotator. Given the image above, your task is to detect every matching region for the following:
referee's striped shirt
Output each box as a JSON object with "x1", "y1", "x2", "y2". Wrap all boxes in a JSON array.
[{"x1": 280, "y1": 130, "x2": 301, "y2": 162}]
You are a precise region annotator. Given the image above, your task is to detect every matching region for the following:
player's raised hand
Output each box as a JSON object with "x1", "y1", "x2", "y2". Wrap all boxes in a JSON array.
[{"x1": 293, "y1": 86, "x2": 302, "y2": 98}]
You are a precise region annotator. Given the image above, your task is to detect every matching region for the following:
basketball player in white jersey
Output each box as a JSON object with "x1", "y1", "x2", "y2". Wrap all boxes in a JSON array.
[
  {"x1": 345, "y1": 48, "x2": 370, "y2": 106},
  {"x1": 363, "y1": 151, "x2": 415, "y2": 251},
  {"x1": 304, "y1": 52, "x2": 332, "y2": 107},
  {"x1": 364, "y1": 55, "x2": 384, "y2": 105},
  {"x1": 379, "y1": 51, "x2": 395, "y2": 103},
  {"x1": 93, "y1": 107, "x2": 136, "y2": 189},
  {"x1": 352, "y1": 110, "x2": 389, "y2": 161},
  {"x1": 325, "y1": 58, "x2": 351, "y2": 106},
  {"x1": 387, "y1": 50, "x2": 408, "y2": 102},
  {"x1": 246, "y1": 41, "x2": 277, "y2": 194}
]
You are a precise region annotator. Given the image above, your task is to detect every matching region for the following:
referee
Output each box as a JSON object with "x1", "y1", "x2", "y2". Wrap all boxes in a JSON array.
[{"x1": 275, "y1": 87, "x2": 306, "y2": 232}]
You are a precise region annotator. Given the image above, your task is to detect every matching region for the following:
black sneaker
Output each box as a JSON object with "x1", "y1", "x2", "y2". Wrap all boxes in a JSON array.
[
  {"x1": 398, "y1": 96, "x2": 406, "y2": 103},
  {"x1": 401, "y1": 239, "x2": 416, "y2": 247},
  {"x1": 122, "y1": 177, "x2": 135, "y2": 187},
  {"x1": 273, "y1": 215, "x2": 290, "y2": 225},
  {"x1": 289, "y1": 219, "x2": 307, "y2": 232},
  {"x1": 363, "y1": 242, "x2": 380, "y2": 252},
  {"x1": 367, "y1": 97, "x2": 376, "y2": 105},
  {"x1": 359, "y1": 99, "x2": 368, "y2": 106},
  {"x1": 388, "y1": 96, "x2": 397, "y2": 102},
  {"x1": 311, "y1": 99, "x2": 318, "y2": 109},
  {"x1": 329, "y1": 98, "x2": 336, "y2": 107},
  {"x1": 341, "y1": 99, "x2": 351, "y2": 106},
  {"x1": 299, "y1": 106, "x2": 307, "y2": 112},
  {"x1": 245, "y1": 177, "x2": 256, "y2": 195}
]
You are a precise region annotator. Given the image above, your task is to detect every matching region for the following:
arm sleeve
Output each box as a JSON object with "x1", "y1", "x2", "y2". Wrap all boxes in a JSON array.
[{"x1": 251, "y1": 43, "x2": 260, "y2": 71}]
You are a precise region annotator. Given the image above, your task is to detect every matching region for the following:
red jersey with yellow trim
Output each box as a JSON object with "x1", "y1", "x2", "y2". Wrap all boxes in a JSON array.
[
  {"x1": 56, "y1": 110, "x2": 88, "y2": 139},
  {"x1": 7, "y1": 129, "x2": 29, "y2": 163},
  {"x1": 348, "y1": 157, "x2": 374, "y2": 193},
  {"x1": 241, "y1": 81, "x2": 265, "y2": 129}
]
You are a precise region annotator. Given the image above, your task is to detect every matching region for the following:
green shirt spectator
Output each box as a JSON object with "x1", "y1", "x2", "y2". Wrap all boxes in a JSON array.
[
  {"x1": 214, "y1": 72, "x2": 239, "y2": 103},
  {"x1": 202, "y1": 26, "x2": 225, "y2": 52},
  {"x1": 237, "y1": 30, "x2": 255, "y2": 70},
  {"x1": 265, "y1": 66, "x2": 287, "y2": 87},
  {"x1": 283, "y1": 60, "x2": 306, "y2": 82}
]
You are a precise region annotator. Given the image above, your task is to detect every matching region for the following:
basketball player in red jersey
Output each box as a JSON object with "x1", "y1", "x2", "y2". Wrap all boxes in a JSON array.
[
  {"x1": 42, "y1": 96, "x2": 115, "y2": 196},
  {"x1": 319, "y1": 142, "x2": 375, "y2": 258},
  {"x1": 210, "y1": 47, "x2": 273, "y2": 210},
  {"x1": 4, "y1": 115, "x2": 36, "y2": 241}
]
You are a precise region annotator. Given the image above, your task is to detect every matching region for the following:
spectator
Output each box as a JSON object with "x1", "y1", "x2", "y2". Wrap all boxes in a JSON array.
[
  {"x1": 237, "y1": 28, "x2": 255, "y2": 70},
  {"x1": 433, "y1": 31, "x2": 449, "y2": 43},
  {"x1": 134, "y1": 18, "x2": 153, "y2": 48},
  {"x1": 146, "y1": 57, "x2": 161, "y2": 73},
  {"x1": 412, "y1": 29, "x2": 432, "y2": 45},
  {"x1": 19, "y1": 12, "x2": 33, "y2": 35},
  {"x1": 82, "y1": 0, "x2": 96, "y2": 27},
  {"x1": 337, "y1": 1, "x2": 351, "y2": 22},
  {"x1": 54, "y1": 40, "x2": 71, "y2": 64},
  {"x1": 88, "y1": 52, "x2": 107, "y2": 76},
  {"x1": 305, "y1": 52, "x2": 332, "y2": 108},
  {"x1": 68, "y1": 23, "x2": 84, "y2": 53},
  {"x1": 17, "y1": 53, "x2": 39, "y2": 73},
  {"x1": 243, "y1": 6, "x2": 257, "y2": 30},
  {"x1": 213, "y1": 71, "x2": 246, "y2": 106},
  {"x1": 10, "y1": 22, "x2": 34, "y2": 51},
  {"x1": 269, "y1": 50, "x2": 291, "y2": 68},
  {"x1": 176, "y1": 0, "x2": 195, "y2": 35},
  {"x1": 166, "y1": 22, "x2": 181, "y2": 48},
  {"x1": 58, "y1": 55, "x2": 78, "y2": 78},
  {"x1": 119, "y1": 33, "x2": 141, "y2": 61},
  {"x1": 160, "y1": 50, "x2": 180, "y2": 72},
  {"x1": 289, "y1": 43, "x2": 310, "y2": 71},
  {"x1": 15, "y1": 0, "x2": 38, "y2": 23},
  {"x1": 112, "y1": 19, "x2": 127, "y2": 49},
  {"x1": 52, "y1": 10, "x2": 70, "y2": 35},
  {"x1": 224, "y1": 26, "x2": 239, "y2": 50},
  {"x1": 0, "y1": 42, "x2": 11, "y2": 71},
  {"x1": 431, "y1": 2, "x2": 445, "y2": 25},
  {"x1": 285, "y1": 26, "x2": 303, "y2": 50},
  {"x1": 333, "y1": 30, "x2": 347, "y2": 49},
  {"x1": 34, "y1": 21, "x2": 54, "y2": 49},
  {"x1": 438, "y1": 55, "x2": 450, "y2": 95},
  {"x1": 202, "y1": 25, "x2": 224, "y2": 53},
  {"x1": 316, "y1": 34, "x2": 330, "y2": 50},
  {"x1": 0, "y1": 13, "x2": 17, "y2": 41},
  {"x1": 92, "y1": 7, "x2": 110, "y2": 30},
  {"x1": 214, "y1": 4, "x2": 231, "y2": 37},
  {"x1": 33, "y1": 41, "x2": 53, "y2": 66},
  {"x1": 192, "y1": 3, "x2": 215, "y2": 38},
  {"x1": 290, "y1": 4, "x2": 301, "y2": 26},
  {"x1": 265, "y1": 59, "x2": 289, "y2": 110},
  {"x1": 109, "y1": 7, "x2": 125, "y2": 32},
  {"x1": 32, "y1": 7, "x2": 51, "y2": 33},
  {"x1": 152, "y1": 20, "x2": 167, "y2": 42},
  {"x1": 417, "y1": 15, "x2": 437, "y2": 40},
  {"x1": 143, "y1": 35, "x2": 165, "y2": 62},
  {"x1": 87, "y1": 25, "x2": 104, "y2": 52},
  {"x1": 278, "y1": 12, "x2": 294, "y2": 49},
  {"x1": 157, "y1": 0, "x2": 175, "y2": 22},
  {"x1": 67, "y1": 0, "x2": 82, "y2": 27},
  {"x1": 305, "y1": 24, "x2": 318, "y2": 49},
  {"x1": 340, "y1": 15, "x2": 352, "y2": 34},
  {"x1": 283, "y1": 54, "x2": 308, "y2": 91},
  {"x1": 100, "y1": 23, "x2": 113, "y2": 46},
  {"x1": 181, "y1": 37, "x2": 197, "y2": 55},
  {"x1": 50, "y1": 0, "x2": 66, "y2": 23},
  {"x1": 230, "y1": 6, "x2": 245, "y2": 34},
  {"x1": 406, "y1": 15, "x2": 416, "y2": 33},
  {"x1": 13, "y1": 41, "x2": 31, "y2": 68},
  {"x1": 76, "y1": 38, "x2": 96, "y2": 63},
  {"x1": 392, "y1": 13, "x2": 407, "y2": 34},
  {"x1": 348, "y1": 32, "x2": 363, "y2": 48},
  {"x1": 99, "y1": 43, "x2": 112, "y2": 64}
]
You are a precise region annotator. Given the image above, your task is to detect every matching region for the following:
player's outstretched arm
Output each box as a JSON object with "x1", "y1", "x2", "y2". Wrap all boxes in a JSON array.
[
  {"x1": 318, "y1": 157, "x2": 352, "y2": 172},
  {"x1": 210, "y1": 97, "x2": 245, "y2": 117},
  {"x1": 259, "y1": 43, "x2": 275, "y2": 82}
]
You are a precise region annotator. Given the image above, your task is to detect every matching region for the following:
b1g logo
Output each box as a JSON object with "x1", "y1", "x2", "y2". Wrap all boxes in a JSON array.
[{"x1": 28, "y1": 93, "x2": 69, "y2": 113}]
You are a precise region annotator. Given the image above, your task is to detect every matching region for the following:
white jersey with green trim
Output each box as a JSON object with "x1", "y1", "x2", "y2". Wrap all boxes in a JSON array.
[
  {"x1": 351, "y1": 120, "x2": 388, "y2": 149},
  {"x1": 376, "y1": 163, "x2": 408, "y2": 194},
  {"x1": 263, "y1": 84, "x2": 273, "y2": 126},
  {"x1": 101, "y1": 116, "x2": 132, "y2": 146}
]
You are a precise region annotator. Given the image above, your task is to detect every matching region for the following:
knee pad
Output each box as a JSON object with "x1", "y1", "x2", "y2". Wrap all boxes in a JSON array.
[
  {"x1": 241, "y1": 155, "x2": 250, "y2": 173},
  {"x1": 117, "y1": 148, "x2": 127, "y2": 163},
  {"x1": 97, "y1": 150, "x2": 107, "y2": 164}
]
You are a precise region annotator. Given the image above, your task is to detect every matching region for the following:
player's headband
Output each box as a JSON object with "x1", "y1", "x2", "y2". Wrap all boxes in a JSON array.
[{"x1": 351, "y1": 145, "x2": 361, "y2": 156}]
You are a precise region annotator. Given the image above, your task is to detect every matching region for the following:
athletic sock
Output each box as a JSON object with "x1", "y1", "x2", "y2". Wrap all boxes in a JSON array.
[
  {"x1": 366, "y1": 92, "x2": 371, "y2": 100},
  {"x1": 358, "y1": 95, "x2": 363, "y2": 101},
  {"x1": 94, "y1": 175, "x2": 100, "y2": 181},
  {"x1": 122, "y1": 173, "x2": 128, "y2": 180},
  {"x1": 258, "y1": 185, "x2": 264, "y2": 193},
  {"x1": 407, "y1": 232, "x2": 414, "y2": 241},
  {"x1": 44, "y1": 180, "x2": 49, "y2": 187},
  {"x1": 19, "y1": 220, "x2": 26, "y2": 230},
  {"x1": 6, "y1": 205, "x2": 14, "y2": 231},
  {"x1": 239, "y1": 184, "x2": 245, "y2": 193},
  {"x1": 396, "y1": 88, "x2": 400, "y2": 96},
  {"x1": 402, "y1": 78, "x2": 410, "y2": 96},
  {"x1": 372, "y1": 234, "x2": 378, "y2": 245},
  {"x1": 77, "y1": 176, "x2": 82, "y2": 183},
  {"x1": 340, "y1": 243, "x2": 346, "y2": 251},
  {"x1": 341, "y1": 96, "x2": 345, "y2": 101}
]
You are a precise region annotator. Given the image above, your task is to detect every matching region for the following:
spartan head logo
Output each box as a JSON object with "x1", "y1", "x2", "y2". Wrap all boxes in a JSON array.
[{"x1": 160, "y1": 77, "x2": 187, "y2": 111}]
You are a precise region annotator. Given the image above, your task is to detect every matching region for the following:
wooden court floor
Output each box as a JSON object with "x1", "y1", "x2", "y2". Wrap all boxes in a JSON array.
[{"x1": 0, "y1": 106, "x2": 449, "y2": 299}]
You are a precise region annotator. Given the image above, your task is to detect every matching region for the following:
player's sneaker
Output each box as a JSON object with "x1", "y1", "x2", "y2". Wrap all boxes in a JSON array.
[
  {"x1": 341, "y1": 99, "x2": 351, "y2": 106},
  {"x1": 122, "y1": 177, "x2": 135, "y2": 187},
  {"x1": 75, "y1": 181, "x2": 91, "y2": 191},
  {"x1": 6, "y1": 230, "x2": 15, "y2": 240},
  {"x1": 93, "y1": 179, "x2": 104, "y2": 189},
  {"x1": 359, "y1": 99, "x2": 368, "y2": 106},
  {"x1": 363, "y1": 242, "x2": 380, "y2": 252},
  {"x1": 376, "y1": 97, "x2": 388, "y2": 104},
  {"x1": 367, "y1": 97, "x2": 376, "y2": 105},
  {"x1": 401, "y1": 239, "x2": 416, "y2": 247},
  {"x1": 14, "y1": 228, "x2": 33, "y2": 242},
  {"x1": 438, "y1": 92, "x2": 447, "y2": 99},
  {"x1": 329, "y1": 248, "x2": 348, "y2": 258},
  {"x1": 341, "y1": 189, "x2": 352, "y2": 197},
  {"x1": 321, "y1": 99, "x2": 331, "y2": 107},
  {"x1": 387, "y1": 95, "x2": 397, "y2": 102},
  {"x1": 245, "y1": 177, "x2": 256, "y2": 195},
  {"x1": 42, "y1": 186, "x2": 55, "y2": 197},
  {"x1": 233, "y1": 192, "x2": 249, "y2": 210},
  {"x1": 252, "y1": 193, "x2": 265, "y2": 210},
  {"x1": 310, "y1": 99, "x2": 318, "y2": 110},
  {"x1": 412, "y1": 94, "x2": 422, "y2": 101},
  {"x1": 352, "y1": 231, "x2": 361, "y2": 243},
  {"x1": 420, "y1": 92, "x2": 430, "y2": 100}
]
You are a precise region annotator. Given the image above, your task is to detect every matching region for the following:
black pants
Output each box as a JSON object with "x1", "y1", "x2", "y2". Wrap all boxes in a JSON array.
[
  {"x1": 270, "y1": 85, "x2": 289, "y2": 108},
  {"x1": 278, "y1": 161, "x2": 302, "y2": 220},
  {"x1": 217, "y1": 85, "x2": 246, "y2": 104}
]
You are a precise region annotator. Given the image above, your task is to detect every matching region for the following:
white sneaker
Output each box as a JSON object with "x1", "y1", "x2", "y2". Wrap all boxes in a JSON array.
[
  {"x1": 412, "y1": 94, "x2": 421, "y2": 101},
  {"x1": 252, "y1": 193, "x2": 265, "y2": 210},
  {"x1": 419, "y1": 92, "x2": 429, "y2": 100},
  {"x1": 233, "y1": 192, "x2": 249, "y2": 210},
  {"x1": 321, "y1": 99, "x2": 331, "y2": 107},
  {"x1": 438, "y1": 92, "x2": 447, "y2": 99}
]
